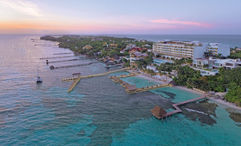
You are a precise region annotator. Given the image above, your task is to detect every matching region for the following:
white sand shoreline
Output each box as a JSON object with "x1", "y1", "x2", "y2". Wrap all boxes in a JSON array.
[{"x1": 174, "y1": 86, "x2": 203, "y2": 95}]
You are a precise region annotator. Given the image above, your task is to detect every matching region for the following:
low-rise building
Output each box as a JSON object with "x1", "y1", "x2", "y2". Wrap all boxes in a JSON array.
[
  {"x1": 146, "y1": 65, "x2": 158, "y2": 73},
  {"x1": 193, "y1": 58, "x2": 209, "y2": 68},
  {"x1": 193, "y1": 68, "x2": 219, "y2": 76},
  {"x1": 82, "y1": 45, "x2": 93, "y2": 50},
  {"x1": 212, "y1": 59, "x2": 241, "y2": 69},
  {"x1": 129, "y1": 48, "x2": 148, "y2": 66},
  {"x1": 193, "y1": 57, "x2": 241, "y2": 70}
]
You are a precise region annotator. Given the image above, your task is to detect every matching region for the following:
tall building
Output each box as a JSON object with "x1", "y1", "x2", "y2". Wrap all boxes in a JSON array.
[
  {"x1": 207, "y1": 43, "x2": 230, "y2": 57},
  {"x1": 153, "y1": 41, "x2": 205, "y2": 59},
  {"x1": 153, "y1": 41, "x2": 231, "y2": 59}
]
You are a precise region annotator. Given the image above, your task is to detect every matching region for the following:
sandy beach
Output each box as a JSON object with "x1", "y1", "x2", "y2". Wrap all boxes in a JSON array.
[
  {"x1": 174, "y1": 86, "x2": 204, "y2": 95},
  {"x1": 208, "y1": 98, "x2": 241, "y2": 112}
]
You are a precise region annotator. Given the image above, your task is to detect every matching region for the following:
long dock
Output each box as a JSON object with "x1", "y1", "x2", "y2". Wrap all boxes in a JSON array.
[
  {"x1": 152, "y1": 95, "x2": 206, "y2": 119},
  {"x1": 53, "y1": 52, "x2": 72, "y2": 55},
  {"x1": 40, "y1": 56, "x2": 75, "y2": 60},
  {"x1": 47, "y1": 58, "x2": 82, "y2": 64},
  {"x1": 66, "y1": 67, "x2": 130, "y2": 92},
  {"x1": 50, "y1": 62, "x2": 98, "y2": 70},
  {"x1": 63, "y1": 68, "x2": 130, "y2": 82}
]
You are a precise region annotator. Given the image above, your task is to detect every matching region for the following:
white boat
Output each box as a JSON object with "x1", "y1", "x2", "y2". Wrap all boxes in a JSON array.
[{"x1": 36, "y1": 76, "x2": 43, "y2": 84}]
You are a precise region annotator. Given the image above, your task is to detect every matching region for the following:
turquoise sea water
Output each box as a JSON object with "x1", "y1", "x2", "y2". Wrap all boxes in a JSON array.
[
  {"x1": 112, "y1": 106, "x2": 241, "y2": 146},
  {"x1": 0, "y1": 35, "x2": 241, "y2": 145}
]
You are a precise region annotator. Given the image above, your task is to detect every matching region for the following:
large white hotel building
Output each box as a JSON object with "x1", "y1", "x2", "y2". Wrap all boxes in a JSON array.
[{"x1": 153, "y1": 41, "x2": 230, "y2": 59}]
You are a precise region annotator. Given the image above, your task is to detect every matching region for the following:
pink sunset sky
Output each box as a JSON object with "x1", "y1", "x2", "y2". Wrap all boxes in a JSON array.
[{"x1": 0, "y1": 0, "x2": 241, "y2": 34}]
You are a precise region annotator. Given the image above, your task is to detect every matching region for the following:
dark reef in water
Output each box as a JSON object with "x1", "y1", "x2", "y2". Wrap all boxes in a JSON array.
[
  {"x1": 228, "y1": 112, "x2": 241, "y2": 127},
  {"x1": 181, "y1": 101, "x2": 218, "y2": 125}
]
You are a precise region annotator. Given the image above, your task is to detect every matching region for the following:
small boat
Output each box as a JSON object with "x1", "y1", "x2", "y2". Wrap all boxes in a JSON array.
[{"x1": 36, "y1": 76, "x2": 43, "y2": 84}]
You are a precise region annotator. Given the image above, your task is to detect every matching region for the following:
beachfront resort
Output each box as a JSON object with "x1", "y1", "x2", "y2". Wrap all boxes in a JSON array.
[{"x1": 40, "y1": 35, "x2": 241, "y2": 119}]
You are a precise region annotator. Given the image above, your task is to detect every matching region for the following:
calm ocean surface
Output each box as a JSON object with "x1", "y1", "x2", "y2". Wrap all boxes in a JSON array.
[
  {"x1": 113, "y1": 34, "x2": 241, "y2": 48},
  {"x1": 0, "y1": 35, "x2": 241, "y2": 145}
]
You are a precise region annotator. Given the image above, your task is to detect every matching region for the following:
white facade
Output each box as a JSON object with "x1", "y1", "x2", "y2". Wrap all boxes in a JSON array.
[
  {"x1": 153, "y1": 41, "x2": 231, "y2": 59},
  {"x1": 146, "y1": 65, "x2": 158, "y2": 73},
  {"x1": 212, "y1": 59, "x2": 241, "y2": 69},
  {"x1": 193, "y1": 58, "x2": 209, "y2": 68},
  {"x1": 153, "y1": 41, "x2": 205, "y2": 59}
]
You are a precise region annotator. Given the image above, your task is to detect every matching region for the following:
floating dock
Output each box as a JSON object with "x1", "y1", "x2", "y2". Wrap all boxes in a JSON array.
[{"x1": 151, "y1": 95, "x2": 206, "y2": 119}]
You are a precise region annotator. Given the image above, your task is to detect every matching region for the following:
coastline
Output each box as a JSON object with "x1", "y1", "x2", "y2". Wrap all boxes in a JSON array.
[
  {"x1": 174, "y1": 86, "x2": 241, "y2": 112},
  {"x1": 41, "y1": 36, "x2": 241, "y2": 112},
  {"x1": 208, "y1": 97, "x2": 241, "y2": 112},
  {"x1": 174, "y1": 86, "x2": 204, "y2": 95}
]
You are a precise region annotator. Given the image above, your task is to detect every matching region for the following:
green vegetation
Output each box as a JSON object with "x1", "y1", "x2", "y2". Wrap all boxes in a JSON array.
[
  {"x1": 40, "y1": 35, "x2": 136, "y2": 58},
  {"x1": 122, "y1": 58, "x2": 130, "y2": 67},
  {"x1": 157, "y1": 63, "x2": 176, "y2": 73},
  {"x1": 229, "y1": 50, "x2": 241, "y2": 59},
  {"x1": 134, "y1": 52, "x2": 154, "y2": 69},
  {"x1": 172, "y1": 66, "x2": 241, "y2": 106}
]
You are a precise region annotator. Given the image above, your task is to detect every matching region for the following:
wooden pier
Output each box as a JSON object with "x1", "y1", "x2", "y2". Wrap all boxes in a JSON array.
[
  {"x1": 47, "y1": 58, "x2": 82, "y2": 64},
  {"x1": 68, "y1": 77, "x2": 81, "y2": 93},
  {"x1": 63, "y1": 68, "x2": 130, "y2": 82},
  {"x1": 40, "y1": 55, "x2": 75, "y2": 60},
  {"x1": 53, "y1": 52, "x2": 72, "y2": 55},
  {"x1": 50, "y1": 62, "x2": 98, "y2": 70},
  {"x1": 66, "y1": 67, "x2": 130, "y2": 92},
  {"x1": 151, "y1": 95, "x2": 206, "y2": 119}
]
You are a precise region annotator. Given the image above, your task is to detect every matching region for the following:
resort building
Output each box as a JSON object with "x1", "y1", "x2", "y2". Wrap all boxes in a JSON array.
[
  {"x1": 146, "y1": 65, "x2": 158, "y2": 73},
  {"x1": 207, "y1": 43, "x2": 230, "y2": 57},
  {"x1": 193, "y1": 57, "x2": 241, "y2": 70},
  {"x1": 192, "y1": 68, "x2": 219, "y2": 76},
  {"x1": 153, "y1": 58, "x2": 173, "y2": 65},
  {"x1": 211, "y1": 59, "x2": 241, "y2": 69},
  {"x1": 82, "y1": 45, "x2": 93, "y2": 50},
  {"x1": 153, "y1": 41, "x2": 231, "y2": 60},
  {"x1": 153, "y1": 41, "x2": 205, "y2": 59},
  {"x1": 124, "y1": 44, "x2": 136, "y2": 51},
  {"x1": 129, "y1": 48, "x2": 148, "y2": 66},
  {"x1": 193, "y1": 58, "x2": 209, "y2": 68}
]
